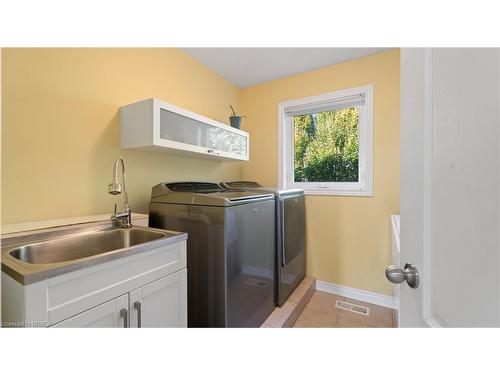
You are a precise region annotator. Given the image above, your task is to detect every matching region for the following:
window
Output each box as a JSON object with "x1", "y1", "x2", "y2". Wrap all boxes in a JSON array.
[{"x1": 278, "y1": 85, "x2": 373, "y2": 196}]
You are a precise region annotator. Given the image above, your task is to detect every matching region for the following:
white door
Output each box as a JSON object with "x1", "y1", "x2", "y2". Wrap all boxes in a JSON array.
[
  {"x1": 129, "y1": 269, "x2": 187, "y2": 328},
  {"x1": 52, "y1": 294, "x2": 129, "y2": 328},
  {"x1": 395, "y1": 48, "x2": 500, "y2": 327}
]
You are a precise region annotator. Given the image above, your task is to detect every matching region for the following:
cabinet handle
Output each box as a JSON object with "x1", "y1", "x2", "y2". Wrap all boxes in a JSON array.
[
  {"x1": 134, "y1": 301, "x2": 142, "y2": 328},
  {"x1": 120, "y1": 308, "x2": 128, "y2": 328}
]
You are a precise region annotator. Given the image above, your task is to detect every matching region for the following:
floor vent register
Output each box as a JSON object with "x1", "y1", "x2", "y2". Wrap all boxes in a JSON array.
[{"x1": 335, "y1": 300, "x2": 370, "y2": 316}]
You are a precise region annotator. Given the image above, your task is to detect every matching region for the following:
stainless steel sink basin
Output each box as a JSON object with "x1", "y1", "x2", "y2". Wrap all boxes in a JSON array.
[
  {"x1": 9, "y1": 227, "x2": 166, "y2": 264},
  {"x1": 1, "y1": 223, "x2": 188, "y2": 285}
]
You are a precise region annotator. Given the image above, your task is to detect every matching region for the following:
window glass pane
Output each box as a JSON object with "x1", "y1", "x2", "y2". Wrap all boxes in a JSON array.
[{"x1": 293, "y1": 106, "x2": 359, "y2": 183}]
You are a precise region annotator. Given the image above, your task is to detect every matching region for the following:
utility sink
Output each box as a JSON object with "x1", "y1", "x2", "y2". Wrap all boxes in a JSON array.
[
  {"x1": 2, "y1": 223, "x2": 187, "y2": 285},
  {"x1": 9, "y1": 227, "x2": 168, "y2": 264}
]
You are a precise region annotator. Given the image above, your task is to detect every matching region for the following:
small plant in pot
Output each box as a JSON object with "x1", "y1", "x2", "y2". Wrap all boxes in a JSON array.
[{"x1": 229, "y1": 105, "x2": 246, "y2": 129}]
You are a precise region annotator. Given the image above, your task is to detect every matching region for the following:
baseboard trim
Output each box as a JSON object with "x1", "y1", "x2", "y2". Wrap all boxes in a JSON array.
[{"x1": 315, "y1": 280, "x2": 399, "y2": 310}]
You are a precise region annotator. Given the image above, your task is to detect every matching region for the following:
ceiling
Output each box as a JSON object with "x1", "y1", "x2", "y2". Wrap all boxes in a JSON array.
[{"x1": 182, "y1": 48, "x2": 390, "y2": 88}]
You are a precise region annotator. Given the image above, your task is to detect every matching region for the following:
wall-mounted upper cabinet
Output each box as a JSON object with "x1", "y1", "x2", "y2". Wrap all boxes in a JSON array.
[{"x1": 120, "y1": 98, "x2": 249, "y2": 162}]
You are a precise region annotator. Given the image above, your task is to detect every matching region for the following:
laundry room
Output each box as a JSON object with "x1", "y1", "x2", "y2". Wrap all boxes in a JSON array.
[{"x1": 1, "y1": 47, "x2": 402, "y2": 329}]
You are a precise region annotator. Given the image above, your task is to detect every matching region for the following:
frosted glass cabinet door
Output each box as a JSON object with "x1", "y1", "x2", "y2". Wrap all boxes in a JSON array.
[
  {"x1": 208, "y1": 127, "x2": 247, "y2": 157},
  {"x1": 160, "y1": 108, "x2": 248, "y2": 158},
  {"x1": 160, "y1": 109, "x2": 211, "y2": 148}
]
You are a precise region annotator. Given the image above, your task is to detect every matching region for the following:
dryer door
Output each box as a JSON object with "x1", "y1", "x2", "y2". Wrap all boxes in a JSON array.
[{"x1": 281, "y1": 194, "x2": 306, "y2": 266}]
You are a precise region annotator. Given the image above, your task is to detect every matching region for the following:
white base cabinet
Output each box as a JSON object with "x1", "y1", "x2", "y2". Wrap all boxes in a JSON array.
[
  {"x1": 53, "y1": 269, "x2": 187, "y2": 328},
  {"x1": 129, "y1": 269, "x2": 187, "y2": 328},
  {"x1": 53, "y1": 294, "x2": 129, "y2": 328},
  {"x1": 2, "y1": 239, "x2": 188, "y2": 328}
]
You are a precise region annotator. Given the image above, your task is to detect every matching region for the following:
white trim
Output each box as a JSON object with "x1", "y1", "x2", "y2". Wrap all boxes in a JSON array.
[
  {"x1": 422, "y1": 49, "x2": 434, "y2": 324},
  {"x1": 315, "y1": 279, "x2": 399, "y2": 310},
  {"x1": 421, "y1": 50, "x2": 442, "y2": 329},
  {"x1": 303, "y1": 189, "x2": 373, "y2": 197},
  {"x1": 277, "y1": 101, "x2": 284, "y2": 189},
  {"x1": 277, "y1": 85, "x2": 373, "y2": 196}
]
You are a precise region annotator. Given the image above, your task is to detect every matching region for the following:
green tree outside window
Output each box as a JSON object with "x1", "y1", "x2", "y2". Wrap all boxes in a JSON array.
[{"x1": 293, "y1": 107, "x2": 359, "y2": 183}]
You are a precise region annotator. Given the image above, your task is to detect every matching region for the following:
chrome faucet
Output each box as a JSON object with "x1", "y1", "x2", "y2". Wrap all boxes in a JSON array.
[{"x1": 108, "y1": 158, "x2": 132, "y2": 228}]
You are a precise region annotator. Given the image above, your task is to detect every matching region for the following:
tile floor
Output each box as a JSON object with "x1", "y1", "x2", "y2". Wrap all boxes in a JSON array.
[{"x1": 293, "y1": 291, "x2": 396, "y2": 328}]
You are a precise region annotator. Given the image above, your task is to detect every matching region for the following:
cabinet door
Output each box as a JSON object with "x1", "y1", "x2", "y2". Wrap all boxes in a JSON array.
[
  {"x1": 129, "y1": 269, "x2": 187, "y2": 328},
  {"x1": 159, "y1": 108, "x2": 248, "y2": 159},
  {"x1": 52, "y1": 294, "x2": 129, "y2": 328}
]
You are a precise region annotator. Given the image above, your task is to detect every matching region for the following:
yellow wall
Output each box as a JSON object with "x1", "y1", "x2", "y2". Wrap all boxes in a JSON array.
[
  {"x1": 1, "y1": 48, "x2": 242, "y2": 223},
  {"x1": 240, "y1": 49, "x2": 400, "y2": 295}
]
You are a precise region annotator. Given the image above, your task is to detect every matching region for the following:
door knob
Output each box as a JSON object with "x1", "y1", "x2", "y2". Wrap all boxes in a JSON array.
[{"x1": 385, "y1": 263, "x2": 419, "y2": 288}]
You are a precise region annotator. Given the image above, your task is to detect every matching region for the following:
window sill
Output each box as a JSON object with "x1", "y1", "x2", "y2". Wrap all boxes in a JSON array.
[{"x1": 302, "y1": 189, "x2": 374, "y2": 197}]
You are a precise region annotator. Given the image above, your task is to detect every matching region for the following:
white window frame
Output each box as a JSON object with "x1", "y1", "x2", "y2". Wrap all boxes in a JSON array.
[{"x1": 278, "y1": 85, "x2": 373, "y2": 196}]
